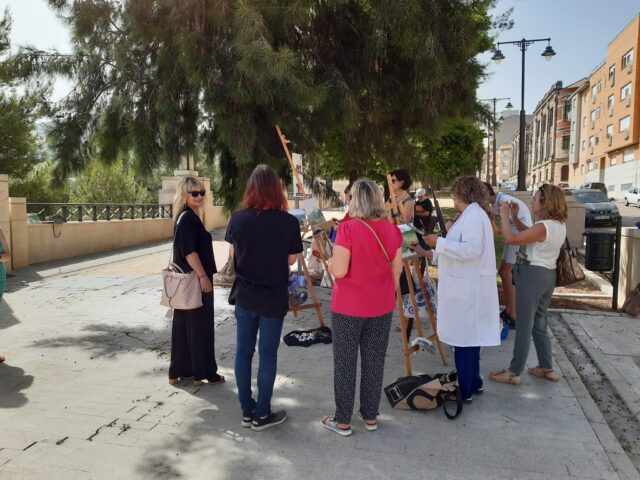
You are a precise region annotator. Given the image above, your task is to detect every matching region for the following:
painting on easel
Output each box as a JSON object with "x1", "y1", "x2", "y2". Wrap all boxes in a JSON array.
[{"x1": 398, "y1": 224, "x2": 419, "y2": 256}]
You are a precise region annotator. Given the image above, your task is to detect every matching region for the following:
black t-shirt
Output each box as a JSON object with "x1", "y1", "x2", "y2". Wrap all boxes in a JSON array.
[
  {"x1": 225, "y1": 208, "x2": 303, "y2": 318},
  {"x1": 173, "y1": 208, "x2": 217, "y2": 277}
]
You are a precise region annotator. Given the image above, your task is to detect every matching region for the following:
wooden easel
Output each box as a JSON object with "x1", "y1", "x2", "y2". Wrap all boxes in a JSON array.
[
  {"x1": 276, "y1": 124, "x2": 325, "y2": 326},
  {"x1": 386, "y1": 174, "x2": 447, "y2": 375}
]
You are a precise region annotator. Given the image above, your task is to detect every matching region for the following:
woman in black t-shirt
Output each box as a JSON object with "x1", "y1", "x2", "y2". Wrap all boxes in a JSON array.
[
  {"x1": 225, "y1": 164, "x2": 303, "y2": 431},
  {"x1": 169, "y1": 177, "x2": 224, "y2": 386}
]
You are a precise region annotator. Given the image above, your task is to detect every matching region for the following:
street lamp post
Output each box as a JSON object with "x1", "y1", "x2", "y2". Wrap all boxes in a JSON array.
[
  {"x1": 480, "y1": 97, "x2": 512, "y2": 186},
  {"x1": 492, "y1": 38, "x2": 556, "y2": 191}
]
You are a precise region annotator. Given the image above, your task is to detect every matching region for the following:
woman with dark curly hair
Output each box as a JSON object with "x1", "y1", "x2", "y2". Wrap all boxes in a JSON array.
[
  {"x1": 489, "y1": 184, "x2": 567, "y2": 386},
  {"x1": 422, "y1": 176, "x2": 500, "y2": 402}
]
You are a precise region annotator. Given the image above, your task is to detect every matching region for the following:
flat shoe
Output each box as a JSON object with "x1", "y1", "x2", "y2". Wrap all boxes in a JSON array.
[
  {"x1": 489, "y1": 369, "x2": 522, "y2": 386},
  {"x1": 321, "y1": 415, "x2": 352, "y2": 436},
  {"x1": 357, "y1": 411, "x2": 377, "y2": 431},
  {"x1": 528, "y1": 367, "x2": 559, "y2": 382},
  {"x1": 194, "y1": 375, "x2": 225, "y2": 386}
]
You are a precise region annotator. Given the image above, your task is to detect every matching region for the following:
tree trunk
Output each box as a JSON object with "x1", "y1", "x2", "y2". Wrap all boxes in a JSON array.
[{"x1": 213, "y1": 251, "x2": 235, "y2": 286}]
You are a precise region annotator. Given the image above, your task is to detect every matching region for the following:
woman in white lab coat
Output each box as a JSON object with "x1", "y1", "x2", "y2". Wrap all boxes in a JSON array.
[{"x1": 421, "y1": 176, "x2": 501, "y2": 402}]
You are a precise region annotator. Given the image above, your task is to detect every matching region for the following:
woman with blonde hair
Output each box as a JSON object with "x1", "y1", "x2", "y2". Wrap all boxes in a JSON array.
[
  {"x1": 321, "y1": 178, "x2": 403, "y2": 436},
  {"x1": 490, "y1": 184, "x2": 567, "y2": 386},
  {"x1": 168, "y1": 177, "x2": 224, "y2": 386}
]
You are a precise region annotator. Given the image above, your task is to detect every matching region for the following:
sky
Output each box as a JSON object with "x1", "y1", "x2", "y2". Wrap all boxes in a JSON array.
[{"x1": 1, "y1": 0, "x2": 639, "y2": 112}]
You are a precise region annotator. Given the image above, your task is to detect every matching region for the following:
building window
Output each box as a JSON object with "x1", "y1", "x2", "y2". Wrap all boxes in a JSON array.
[
  {"x1": 590, "y1": 110, "x2": 596, "y2": 125},
  {"x1": 608, "y1": 185, "x2": 615, "y2": 192},
  {"x1": 607, "y1": 124, "x2": 613, "y2": 138},
  {"x1": 588, "y1": 161, "x2": 596, "y2": 171},
  {"x1": 589, "y1": 135, "x2": 595, "y2": 147},
  {"x1": 570, "y1": 144, "x2": 575, "y2": 153},
  {"x1": 596, "y1": 106, "x2": 601, "y2": 118},
  {"x1": 608, "y1": 94, "x2": 615, "y2": 113},
  {"x1": 581, "y1": 140, "x2": 586, "y2": 151},
  {"x1": 563, "y1": 100, "x2": 571, "y2": 120},
  {"x1": 591, "y1": 84, "x2": 597, "y2": 102},
  {"x1": 621, "y1": 82, "x2": 632, "y2": 100},
  {"x1": 624, "y1": 148, "x2": 634, "y2": 163},
  {"x1": 609, "y1": 65, "x2": 616, "y2": 86},
  {"x1": 622, "y1": 183, "x2": 632, "y2": 191},
  {"x1": 619, "y1": 115, "x2": 630, "y2": 132},
  {"x1": 571, "y1": 121, "x2": 576, "y2": 132},
  {"x1": 597, "y1": 80, "x2": 602, "y2": 92},
  {"x1": 610, "y1": 155, "x2": 617, "y2": 166},
  {"x1": 562, "y1": 136, "x2": 570, "y2": 150},
  {"x1": 622, "y1": 49, "x2": 634, "y2": 70}
]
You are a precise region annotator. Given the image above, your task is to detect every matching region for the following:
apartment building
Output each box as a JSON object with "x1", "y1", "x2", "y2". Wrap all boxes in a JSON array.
[
  {"x1": 581, "y1": 14, "x2": 640, "y2": 199},
  {"x1": 529, "y1": 79, "x2": 586, "y2": 189}
]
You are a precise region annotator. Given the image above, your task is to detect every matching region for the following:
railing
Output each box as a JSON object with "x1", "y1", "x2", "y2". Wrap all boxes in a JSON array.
[{"x1": 27, "y1": 203, "x2": 173, "y2": 222}]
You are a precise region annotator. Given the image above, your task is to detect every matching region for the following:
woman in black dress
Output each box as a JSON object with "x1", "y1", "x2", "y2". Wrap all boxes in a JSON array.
[{"x1": 169, "y1": 177, "x2": 224, "y2": 386}]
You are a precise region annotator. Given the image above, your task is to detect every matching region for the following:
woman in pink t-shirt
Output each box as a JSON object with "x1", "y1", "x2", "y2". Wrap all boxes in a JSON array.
[{"x1": 321, "y1": 178, "x2": 403, "y2": 436}]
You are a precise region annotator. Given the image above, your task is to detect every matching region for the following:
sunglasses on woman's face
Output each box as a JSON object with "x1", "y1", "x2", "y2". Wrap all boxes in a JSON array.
[{"x1": 189, "y1": 190, "x2": 206, "y2": 198}]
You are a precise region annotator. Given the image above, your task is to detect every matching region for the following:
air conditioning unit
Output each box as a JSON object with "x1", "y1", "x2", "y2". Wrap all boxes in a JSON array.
[
  {"x1": 590, "y1": 146, "x2": 594, "y2": 154},
  {"x1": 627, "y1": 62, "x2": 633, "y2": 73},
  {"x1": 608, "y1": 107, "x2": 614, "y2": 117},
  {"x1": 623, "y1": 129, "x2": 630, "y2": 140},
  {"x1": 608, "y1": 136, "x2": 613, "y2": 146},
  {"x1": 625, "y1": 96, "x2": 632, "y2": 107},
  {"x1": 591, "y1": 120, "x2": 596, "y2": 128}
]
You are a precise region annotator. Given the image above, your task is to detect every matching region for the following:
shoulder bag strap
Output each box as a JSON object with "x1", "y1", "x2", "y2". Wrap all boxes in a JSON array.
[
  {"x1": 170, "y1": 210, "x2": 190, "y2": 264},
  {"x1": 353, "y1": 219, "x2": 391, "y2": 264}
]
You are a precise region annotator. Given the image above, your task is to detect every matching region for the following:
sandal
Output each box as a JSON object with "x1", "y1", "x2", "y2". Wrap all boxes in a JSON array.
[
  {"x1": 194, "y1": 374, "x2": 225, "y2": 386},
  {"x1": 528, "y1": 367, "x2": 559, "y2": 382},
  {"x1": 489, "y1": 369, "x2": 522, "y2": 386},
  {"x1": 321, "y1": 415, "x2": 352, "y2": 436},
  {"x1": 0, "y1": 355, "x2": 4, "y2": 363},
  {"x1": 357, "y1": 411, "x2": 377, "y2": 431}
]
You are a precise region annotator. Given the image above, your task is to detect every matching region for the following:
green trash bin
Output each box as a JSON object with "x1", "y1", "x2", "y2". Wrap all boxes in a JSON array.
[{"x1": 584, "y1": 231, "x2": 615, "y2": 271}]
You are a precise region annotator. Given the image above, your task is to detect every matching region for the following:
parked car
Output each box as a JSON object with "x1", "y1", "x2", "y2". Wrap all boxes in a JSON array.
[
  {"x1": 573, "y1": 189, "x2": 621, "y2": 226},
  {"x1": 624, "y1": 187, "x2": 640, "y2": 207},
  {"x1": 499, "y1": 182, "x2": 516, "y2": 191},
  {"x1": 581, "y1": 182, "x2": 608, "y2": 195}
]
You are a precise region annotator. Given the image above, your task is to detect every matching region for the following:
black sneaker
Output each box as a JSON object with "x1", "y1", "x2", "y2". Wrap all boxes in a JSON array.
[
  {"x1": 500, "y1": 310, "x2": 516, "y2": 329},
  {"x1": 251, "y1": 410, "x2": 287, "y2": 431},
  {"x1": 241, "y1": 414, "x2": 252, "y2": 428}
]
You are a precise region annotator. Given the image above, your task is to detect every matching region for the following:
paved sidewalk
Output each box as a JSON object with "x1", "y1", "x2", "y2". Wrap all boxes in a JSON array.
[{"x1": 0, "y1": 239, "x2": 638, "y2": 479}]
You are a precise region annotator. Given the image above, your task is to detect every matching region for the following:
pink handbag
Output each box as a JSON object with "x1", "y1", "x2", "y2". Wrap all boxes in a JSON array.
[
  {"x1": 161, "y1": 262, "x2": 203, "y2": 310},
  {"x1": 160, "y1": 211, "x2": 203, "y2": 310}
]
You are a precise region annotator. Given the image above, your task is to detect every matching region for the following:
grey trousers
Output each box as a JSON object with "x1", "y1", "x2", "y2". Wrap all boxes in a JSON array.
[{"x1": 509, "y1": 264, "x2": 556, "y2": 376}]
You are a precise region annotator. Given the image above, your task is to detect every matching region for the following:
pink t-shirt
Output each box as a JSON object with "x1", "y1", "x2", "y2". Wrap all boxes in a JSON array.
[{"x1": 331, "y1": 219, "x2": 402, "y2": 317}]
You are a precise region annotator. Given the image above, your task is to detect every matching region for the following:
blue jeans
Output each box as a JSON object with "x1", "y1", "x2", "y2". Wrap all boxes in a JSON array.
[
  {"x1": 234, "y1": 306, "x2": 284, "y2": 418},
  {"x1": 454, "y1": 346, "x2": 483, "y2": 399}
]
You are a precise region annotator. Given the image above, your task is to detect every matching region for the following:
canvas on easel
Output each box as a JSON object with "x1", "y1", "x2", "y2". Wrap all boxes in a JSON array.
[
  {"x1": 276, "y1": 125, "x2": 328, "y2": 325},
  {"x1": 386, "y1": 174, "x2": 447, "y2": 374}
]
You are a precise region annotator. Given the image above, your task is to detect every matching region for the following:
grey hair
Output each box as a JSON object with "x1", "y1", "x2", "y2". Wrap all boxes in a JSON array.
[{"x1": 348, "y1": 178, "x2": 387, "y2": 220}]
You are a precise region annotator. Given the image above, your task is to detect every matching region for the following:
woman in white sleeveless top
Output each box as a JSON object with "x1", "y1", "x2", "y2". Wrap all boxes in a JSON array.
[{"x1": 490, "y1": 184, "x2": 567, "y2": 386}]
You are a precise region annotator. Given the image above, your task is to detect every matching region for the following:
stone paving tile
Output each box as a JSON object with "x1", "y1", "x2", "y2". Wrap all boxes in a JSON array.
[{"x1": 0, "y1": 243, "x2": 636, "y2": 479}]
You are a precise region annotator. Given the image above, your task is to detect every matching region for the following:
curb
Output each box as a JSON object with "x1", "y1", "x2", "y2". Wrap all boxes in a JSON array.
[
  {"x1": 550, "y1": 328, "x2": 640, "y2": 480},
  {"x1": 559, "y1": 313, "x2": 640, "y2": 420}
]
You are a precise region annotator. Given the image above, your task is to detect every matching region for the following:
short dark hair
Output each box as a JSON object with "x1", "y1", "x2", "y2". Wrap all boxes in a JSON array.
[
  {"x1": 483, "y1": 182, "x2": 495, "y2": 197},
  {"x1": 390, "y1": 169, "x2": 411, "y2": 191}
]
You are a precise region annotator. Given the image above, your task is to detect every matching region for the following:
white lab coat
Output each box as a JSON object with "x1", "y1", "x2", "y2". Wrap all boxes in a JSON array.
[{"x1": 433, "y1": 202, "x2": 500, "y2": 347}]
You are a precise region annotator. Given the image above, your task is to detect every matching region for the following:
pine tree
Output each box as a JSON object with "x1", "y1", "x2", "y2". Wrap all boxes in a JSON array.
[{"x1": 11, "y1": 0, "x2": 501, "y2": 206}]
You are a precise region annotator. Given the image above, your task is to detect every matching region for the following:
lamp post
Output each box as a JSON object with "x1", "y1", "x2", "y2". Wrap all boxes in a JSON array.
[
  {"x1": 479, "y1": 97, "x2": 512, "y2": 186},
  {"x1": 492, "y1": 38, "x2": 556, "y2": 191}
]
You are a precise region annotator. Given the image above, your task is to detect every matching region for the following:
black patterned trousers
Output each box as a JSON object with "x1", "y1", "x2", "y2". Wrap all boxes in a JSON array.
[{"x1": 331, "y1": 311, "x2": 393, "y2": 424}]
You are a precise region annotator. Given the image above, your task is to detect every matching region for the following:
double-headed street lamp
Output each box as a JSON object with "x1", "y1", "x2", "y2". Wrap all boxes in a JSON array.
[
  {"x1": 491, "y1": 38, "x2": 556, "y2": 191},
  {"x1": 479, "y1": 97, "x2": 512, "y2": 186}
]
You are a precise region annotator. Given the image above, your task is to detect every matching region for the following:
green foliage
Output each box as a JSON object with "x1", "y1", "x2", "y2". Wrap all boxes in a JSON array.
[
  {"x1": 418, "y1": 118, "x2": 486, "y2": 185},
  {"x1": 9, "y1": 160, "x2": 70, "y2": 202},
  {"x1": 69, "y1": 157, "x2": 156, "y2": 204},
  {"x1": 12, "y1": 0, "x2": 504, "y2": 208},
  {"x1": 0, "y1": 9, "x2": 43, "y2": 178}
]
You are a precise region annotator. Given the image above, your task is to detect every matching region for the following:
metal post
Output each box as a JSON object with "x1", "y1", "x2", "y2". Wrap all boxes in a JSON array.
[
  {"x1": 518, "y1": 41, "x2": 527, "y2": 191},
  {"x1": 492, "y1": 98, "x2": 497, "y2": 186},
  {"x1": 612, "y1": 217, "x2": 622, "y2": 310},
  {"x1": 486, "y1": 119, "x2": 491, "y2": 183}
]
